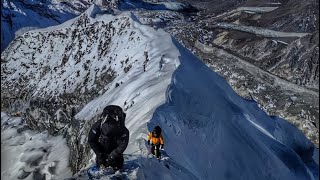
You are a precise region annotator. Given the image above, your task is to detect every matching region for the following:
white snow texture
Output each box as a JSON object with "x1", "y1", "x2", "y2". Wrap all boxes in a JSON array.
[
  {"x1": 1, "y1": 113, "x2": 72, "y2": 180},
  {"x1": 1, "y1": 3, "x2": 319, "y2": 180}
]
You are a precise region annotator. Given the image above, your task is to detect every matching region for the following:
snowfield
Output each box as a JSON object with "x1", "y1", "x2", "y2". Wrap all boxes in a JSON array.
[
  {"x1": 1, "y1": 3, "x2": 319, "y2": 180},
  {"x1": 1, "y1": 112, "x2": 72, "y2": 180}
]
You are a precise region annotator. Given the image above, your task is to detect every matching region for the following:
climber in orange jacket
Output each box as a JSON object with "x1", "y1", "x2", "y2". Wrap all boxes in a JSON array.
[{"x1": 147, "y1": 126, "x2": 164, "y2": 159}]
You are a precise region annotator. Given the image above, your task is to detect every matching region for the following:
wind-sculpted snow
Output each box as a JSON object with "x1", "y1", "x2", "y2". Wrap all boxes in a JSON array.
[
  {"x1": 148, "y1": 40, "x2": 319, "y2": 180},
  {"x1": 1, "y1": 112, "x2": 72, "y2": 180}
]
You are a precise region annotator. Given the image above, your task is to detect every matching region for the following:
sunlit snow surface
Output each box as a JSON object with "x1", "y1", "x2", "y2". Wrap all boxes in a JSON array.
[
  {"x1": 1, "y1": 3, "x2": 319, "y2": 180},
  {"x1": 1, "y1": 112, "x2": 72, "y2": 180},
  {"x1": 1, "y1": 0, "x2": 78, "y2": 51},
  {"x1": 73, "y1": 38, "x2": 319, "y2": 180}
]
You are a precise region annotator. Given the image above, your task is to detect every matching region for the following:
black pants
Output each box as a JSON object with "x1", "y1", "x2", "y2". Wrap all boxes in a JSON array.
[
  {"x1": 151, "y1": 144, "x2": 161, "y2": 158},
  {"x1": 96, "y1": 154, "x2": 124, "y2": 170}
]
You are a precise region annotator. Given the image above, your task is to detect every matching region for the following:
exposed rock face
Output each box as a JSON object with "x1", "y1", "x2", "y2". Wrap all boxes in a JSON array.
[
  {"x1": 210, "y1": 30, "x2": 319, "y2": 90},
  {"x1": 193, "y1": 0, "x2": 319, "y2": 88},
  {"x1": 279, "y1": 33, "x2": 319, "y2": 89},
  {"x1": 255, "y1": 0, "x2": 319, "y2": 33}
]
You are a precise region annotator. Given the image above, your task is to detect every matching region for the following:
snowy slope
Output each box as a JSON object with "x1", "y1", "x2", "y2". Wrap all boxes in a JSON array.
[
  {"x1": 1, "y1": 3, "x2": 319, "y2": 180},
  {"x1": 1, "y1": 0, "x2": 197, "y2": 52},
  {"x1": 2, "y1": 4, "x2": 179, "y2": 98},
  {"x1": 74, "y1": 7, "x2": 317, "y2": 180},
  {"x1": 71, "y1": 31, "x2": 319, "y2": 180},
  {"x1": 147, "y1": 41, "x2": 319, "y2": 180},
  {"x1": 1, "y1": 0, "x2": 81, "y2": 51},
  {"x1": 2, "y1": 4, "x2": 184, "y2": 179},
  {"x1": 1, "y1": 112, "x2": 72, "y2": 180}
]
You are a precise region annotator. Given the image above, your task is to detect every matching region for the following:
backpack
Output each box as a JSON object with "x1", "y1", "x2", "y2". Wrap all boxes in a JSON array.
[
  {"x1": 152, "y1": 126, "x2": 162, "y2": 138},
  {"x1": 100, "y1": 105, "x2": 126, "y2": 128}
]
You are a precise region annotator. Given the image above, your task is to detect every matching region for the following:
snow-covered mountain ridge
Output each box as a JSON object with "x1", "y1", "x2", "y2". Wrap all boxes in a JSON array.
[
  {"x1": 1, "y1": 3, "x2": 319, "y2": 180},
  {"x1": 148, "y1": 40, "x2": 319, "y2": 179},
  {"x1": 1, "y1": 0, "x2": 197, "y2": 52},
  {"x1": 2, "y1": 4, "x2": 181, "y2": 176},
  {"x1": 2, "y1": 0, "x2": 318, "y2": 148}
]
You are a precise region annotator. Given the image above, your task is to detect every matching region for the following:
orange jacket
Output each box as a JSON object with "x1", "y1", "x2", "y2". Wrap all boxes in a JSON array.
[{"x1": 148, "y1": 132, "x2": 164, "y2": 145}]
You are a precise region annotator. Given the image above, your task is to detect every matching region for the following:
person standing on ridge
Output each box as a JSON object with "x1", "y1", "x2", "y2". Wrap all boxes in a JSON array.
[
  {"x1": 147, "y1": 126, "x2": 164, "y2": 159},
  {"x1": 88, "y1": 105, "x2": 129, "y2": 171}
]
